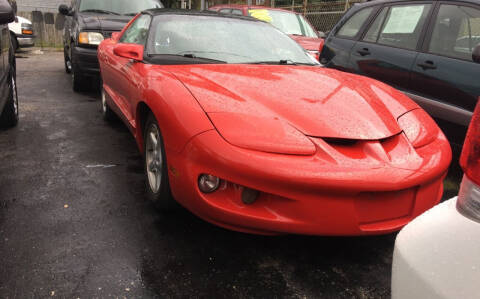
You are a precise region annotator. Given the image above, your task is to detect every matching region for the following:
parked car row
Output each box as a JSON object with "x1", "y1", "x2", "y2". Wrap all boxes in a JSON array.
[
  {"x1": 0, "y1": 0, "x2": 474, "y2": 295},
  {"x1": 91, "y1": 5, "x2": 479, "y2": 296}
]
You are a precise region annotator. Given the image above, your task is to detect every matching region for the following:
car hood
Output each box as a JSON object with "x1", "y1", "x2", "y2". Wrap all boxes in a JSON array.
[
  {"x1": 164, "y1": 65, "x2": 419, "y2": 140},
  {"x1": 79, "y1": 14, "x2": 132, "y2": 32},
  {"x1": 16, "y1": 16, "x2": 32, "y2": 25},
  {"x1": 289, "y1": 35, "x2": 323, "y2": 51}
]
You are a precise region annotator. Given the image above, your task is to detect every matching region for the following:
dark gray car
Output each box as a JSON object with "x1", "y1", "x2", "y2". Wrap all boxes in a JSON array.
[{"x1": 320, "y1": 0, "x2": 480, "y2": 127}]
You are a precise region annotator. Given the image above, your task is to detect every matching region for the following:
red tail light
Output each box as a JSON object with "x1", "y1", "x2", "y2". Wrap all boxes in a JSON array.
[
  {"x1": 460, "y1": 100, "x2": 480, "y2": 185},
  {"x1": 319, "y1": 39, "x2": 324, "y2": 56},
  {"x1": 458, "y1": 99, "x2": 480, "y2": 222}
]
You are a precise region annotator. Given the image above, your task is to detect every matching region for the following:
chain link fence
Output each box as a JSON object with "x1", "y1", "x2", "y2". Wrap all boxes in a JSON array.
[
  {"x1": 275, "y1": 0, "x2": 362, "y2": 32},
  {"x1": 207, "y1": 0, "x2": 361, "y2": 32}
]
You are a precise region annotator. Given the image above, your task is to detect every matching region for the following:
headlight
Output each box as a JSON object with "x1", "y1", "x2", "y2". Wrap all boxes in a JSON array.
[
  {"x1": 398, "y1": 108, "x2": 439, "y2": 148},
  {"x1": 79, "y1": 32, "x2": 104, "y2": 45},
  {"x1": 21, "y1": 23, "x2": 33, "y2": 35}
]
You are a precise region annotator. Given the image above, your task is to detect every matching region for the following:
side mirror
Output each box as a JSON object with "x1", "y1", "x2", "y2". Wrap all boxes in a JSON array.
[
  {"x1": 473, "y1": 44, "x2": 480, "y2": 64},
  {"x1": 0, "y1": 0, "x2": 14, "y2": 25},
  {"x1": 317, "y1": 31, "x2": 326, "y2": 39},
  {"x1": 58, "y1": 4, "x2": 71, "y2": 16},
  {"x1": 114, "y1": 43, "x2": 144, "y2": 61},
  {"x1": 111, "y1": 32, "x2": 121, "y2": 41}
]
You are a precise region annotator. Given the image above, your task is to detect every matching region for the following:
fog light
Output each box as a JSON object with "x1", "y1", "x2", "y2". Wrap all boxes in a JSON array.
[
  {"x1": 242, "y1": 188, "x2": 259, "y2": 205},
  {"x1": 198, "y1": 174, "x2": 220, "y2": 193}
]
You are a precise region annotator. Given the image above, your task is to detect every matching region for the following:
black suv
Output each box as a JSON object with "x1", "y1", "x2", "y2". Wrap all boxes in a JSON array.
[
  {"x1": 59, "y1": 0, "x2": 163, "y2": 92},
  {"x1": 0, "y1": 0, "x2": 18, "y2": 128},
  {"x1": 320, "y1": 0, "x2": 480, "y2": 127}
]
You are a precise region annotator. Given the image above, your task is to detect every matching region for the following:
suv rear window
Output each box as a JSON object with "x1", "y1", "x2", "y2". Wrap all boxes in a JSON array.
[{"x1": 336, "y1": 7, "x2": 374, "y2": 38}]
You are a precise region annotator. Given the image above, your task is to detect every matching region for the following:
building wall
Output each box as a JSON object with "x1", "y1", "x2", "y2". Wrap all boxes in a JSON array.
[{"x1": 17, "y1": 0, "x2": 69, "y2": 12}]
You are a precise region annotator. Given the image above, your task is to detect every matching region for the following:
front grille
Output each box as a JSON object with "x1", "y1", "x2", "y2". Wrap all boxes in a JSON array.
[{"x1": 322, "y1": 137, "x2": 358, "y2": 146}]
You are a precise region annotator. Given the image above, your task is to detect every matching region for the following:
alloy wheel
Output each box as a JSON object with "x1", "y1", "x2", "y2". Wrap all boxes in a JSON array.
[
  {"x1": 145, "y1": 124, "x2": 163, "y2": 193},
  {"x1": 101, "y1": 89, "x2": 107, "y2": 115}
]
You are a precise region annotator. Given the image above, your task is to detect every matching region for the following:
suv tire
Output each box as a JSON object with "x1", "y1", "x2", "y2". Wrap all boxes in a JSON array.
[{"x1": 0, "y1": 70, "x2": 19, "y2": 128}]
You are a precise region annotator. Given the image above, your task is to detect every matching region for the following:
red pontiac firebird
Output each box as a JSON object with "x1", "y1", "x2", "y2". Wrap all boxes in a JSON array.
[{"x1": 98, "y1": 9, "x2": 452, "y2": 236}]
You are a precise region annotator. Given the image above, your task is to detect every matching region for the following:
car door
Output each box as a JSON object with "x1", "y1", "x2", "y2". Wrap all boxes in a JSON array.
[
  {"x1": 108, "y1": 14, "x2": 151, "y2": 123},
  {"x1": 320, "y1": 5, "x2": 377, "y2": 71},
  {"x1": 410, "y1": 2, "x2": 480, "y2": 126},
  {"x1": 349, "y1": 2, "x2": 433, "y2": 90}
]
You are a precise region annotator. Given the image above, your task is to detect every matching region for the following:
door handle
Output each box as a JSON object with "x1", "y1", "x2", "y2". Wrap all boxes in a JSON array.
[
  {"x1": 357, "y1": 48, "x2": 370, "y2": 56},
  {"x1": 417, "y1": 61, "x2": 437, "y2": 70}
]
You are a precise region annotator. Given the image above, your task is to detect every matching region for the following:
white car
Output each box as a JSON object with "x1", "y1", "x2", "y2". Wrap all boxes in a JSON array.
[
  {"x1": 8, "y1": 15, "x2": 34, "y2": 51},
  {"x1": 391, "y1": 105, "x2": 480, "y2": 299}
]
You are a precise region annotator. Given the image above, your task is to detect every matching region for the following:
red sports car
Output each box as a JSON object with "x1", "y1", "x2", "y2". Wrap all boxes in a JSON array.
[{"x1": 98, "y1": 10, "x2": 452, "y2": 236}]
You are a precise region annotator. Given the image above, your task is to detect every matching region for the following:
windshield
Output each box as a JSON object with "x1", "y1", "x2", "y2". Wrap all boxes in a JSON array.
[
  {"x1": 148, "y1": 15, "x2": 318, "y2": 65},
  {"x1": 248, "y1": 9, "x2": 318, "y2": 38},
  {"x1": 79, "y1": 0, "x2": 163, "y2": 15}
]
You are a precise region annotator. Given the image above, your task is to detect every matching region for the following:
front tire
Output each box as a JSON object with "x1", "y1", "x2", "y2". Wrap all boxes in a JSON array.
[
  {"x1": 70, "y1": 43, "x2": 88, "y2": 92},
  {"x1": 64, "y1": 47, "x2": 72, "y2": 74},
  {"x1": 101, "y1": 87, "x2": 115, "y2": 121},
  {"x1": 10, "y1": 33, "x2": 18, "y2": 53},
  {"x1": 0, "y1": 71, "x2": 19, "y2": 128},
  {"x1": 144, "y1": 113, "x2": 176, "y2": 210},
  {"x1": 72, "y1": 63, "x2": 88, "y2": 92}
]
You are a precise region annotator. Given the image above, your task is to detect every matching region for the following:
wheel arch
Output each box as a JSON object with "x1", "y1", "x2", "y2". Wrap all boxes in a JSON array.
[{"x1": 136, "y1": 101, "x2": 152, "y2": 154}]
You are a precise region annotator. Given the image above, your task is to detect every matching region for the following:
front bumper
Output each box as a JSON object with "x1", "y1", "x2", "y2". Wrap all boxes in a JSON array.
[
  {"x1": 392, "y1": 197, "x2": 480, "y2": 299},
  {"x1": 166, "y1": 129, "x2": 451, "y2": 236},
  {"x1": 72, "y1": 45, "x2": 100, "y2": 76},
  {"x1": 17, "y1": 35, "x2": 35, "y2": 47}
]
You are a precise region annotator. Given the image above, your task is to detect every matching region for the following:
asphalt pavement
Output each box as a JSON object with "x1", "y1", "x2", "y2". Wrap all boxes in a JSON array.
[{"x1": 0, "y1": 51, "x2": 463, "y2": 298}]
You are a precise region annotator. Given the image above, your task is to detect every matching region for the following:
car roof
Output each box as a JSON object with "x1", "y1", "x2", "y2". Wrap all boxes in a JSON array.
[
  {"x1": 355, "y1": 0, "x2": 480, "y2": 8},
  {"x1": 143, "y1": 8, "x2": 261, "y2": 21},
  {"x1": 209, "y1": 4, "x2": 302, "y2": 14}
]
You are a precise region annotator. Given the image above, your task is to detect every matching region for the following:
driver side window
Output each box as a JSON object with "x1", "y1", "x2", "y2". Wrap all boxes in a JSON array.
[{"x1": 120, "y1": 15, "x2": 151, "y2": 45}]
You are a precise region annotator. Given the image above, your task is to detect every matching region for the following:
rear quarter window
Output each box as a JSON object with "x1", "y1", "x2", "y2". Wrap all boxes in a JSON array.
[{"x1": 336, "y1": 7, "x2": 374, "y2": 38}]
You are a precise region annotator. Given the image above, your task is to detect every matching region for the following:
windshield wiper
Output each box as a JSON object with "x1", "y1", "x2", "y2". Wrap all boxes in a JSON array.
[
  {"x1": 181, "y1": 53, "x2": 227, "y2": 63},
  {"x1": 123, "y1": 13, "x2": 138, "y2": 16},
  {"x1": 247, "y1": 60, "x2": 293, "y2": 65},
  {"x1": 148, "y1": 53, "x2": 227, "y2": 64},
  {"x1": 248, "y1": 60, "x2": 302, "y2": 65},
  {"x1": 81, "y1": 9, "x2": 120, "y2": 15},
  {"x1": 247, "y1": 59, "x2": 319, "y2": 66}
]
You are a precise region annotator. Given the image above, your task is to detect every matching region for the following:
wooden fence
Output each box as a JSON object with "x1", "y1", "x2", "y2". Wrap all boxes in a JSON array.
[{"x1": 17, "y1": 11, "x2": 65, "y2": 48}]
